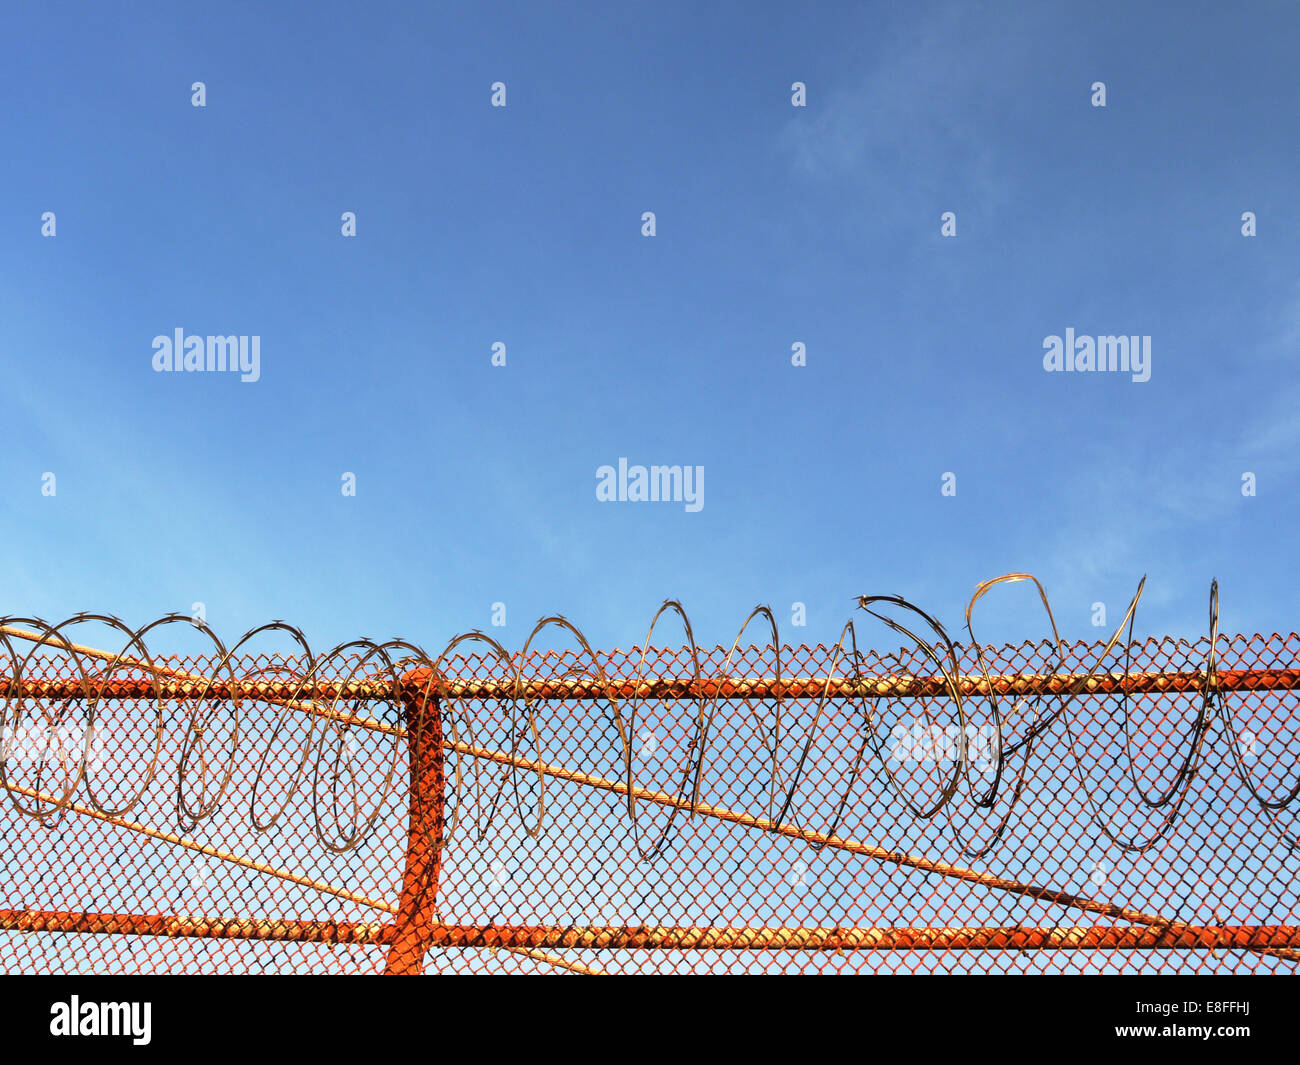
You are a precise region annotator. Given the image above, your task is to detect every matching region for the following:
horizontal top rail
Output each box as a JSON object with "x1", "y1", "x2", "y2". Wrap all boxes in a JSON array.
[{"x1": 3, "y1": 667, "x2": 1299, "y2": 701}]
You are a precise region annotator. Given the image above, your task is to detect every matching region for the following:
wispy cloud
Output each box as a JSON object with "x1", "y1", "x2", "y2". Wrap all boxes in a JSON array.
[{"x1": 777, "y1": 2, "x2": 1051, "y2": 227}]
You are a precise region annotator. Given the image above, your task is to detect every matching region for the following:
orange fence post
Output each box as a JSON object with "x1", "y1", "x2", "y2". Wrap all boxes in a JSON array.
[{"x1": 383, "y1": 671, "x2": 445, "y2": 974}]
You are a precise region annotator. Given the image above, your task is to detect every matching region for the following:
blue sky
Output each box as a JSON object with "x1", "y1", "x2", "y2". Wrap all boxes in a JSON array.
[{"x1": 3, "y1": 0, "x2": 1298, "y2": 659}]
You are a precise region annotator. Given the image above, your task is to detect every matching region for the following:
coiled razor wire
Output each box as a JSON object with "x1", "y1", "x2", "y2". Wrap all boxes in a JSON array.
[{"x1": 0, "y1": 572, "x2": 1295, "y2": 868}]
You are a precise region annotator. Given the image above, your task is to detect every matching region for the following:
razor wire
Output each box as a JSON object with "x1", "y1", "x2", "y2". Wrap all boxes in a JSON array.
[{"x1": 0, "y1": 573, "x2": 1297, "y2": 974}]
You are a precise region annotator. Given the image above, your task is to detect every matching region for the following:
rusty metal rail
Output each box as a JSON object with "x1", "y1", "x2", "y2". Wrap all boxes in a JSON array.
[{"x1": 9, "y1": 669, "x2": 1300, "y2": 702}]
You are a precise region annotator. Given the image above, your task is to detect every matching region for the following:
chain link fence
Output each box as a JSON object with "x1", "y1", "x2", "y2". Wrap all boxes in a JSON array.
[{"x1": 1, "y1": 622, "x2": 1297, "y2": 974}]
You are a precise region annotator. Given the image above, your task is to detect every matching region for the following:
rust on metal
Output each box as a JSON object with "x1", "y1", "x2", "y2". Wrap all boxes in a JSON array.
[{"x1": 1, "y1": 577, "x2": 1297, "y2": 974}]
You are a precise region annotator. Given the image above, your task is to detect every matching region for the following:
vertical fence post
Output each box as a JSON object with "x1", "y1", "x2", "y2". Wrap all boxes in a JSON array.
[{"x1": 383, "y1": 669, "x2": 444, "y2": 974}]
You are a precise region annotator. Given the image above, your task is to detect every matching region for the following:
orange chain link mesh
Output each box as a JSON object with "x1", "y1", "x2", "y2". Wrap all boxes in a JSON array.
[{"x1": 1, "y1": 630, "x2": 1297, "y2": 974}]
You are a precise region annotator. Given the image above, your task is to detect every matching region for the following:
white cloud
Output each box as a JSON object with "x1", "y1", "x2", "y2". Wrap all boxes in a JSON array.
[{"x1": 778, "y1": 3, "x2": 1051, "y2": 226}]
